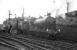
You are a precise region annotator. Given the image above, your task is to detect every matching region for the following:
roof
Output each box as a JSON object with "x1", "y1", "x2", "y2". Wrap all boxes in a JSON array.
[{"x1": 65, "y1": 10, "x2": 77, "y2": 17}]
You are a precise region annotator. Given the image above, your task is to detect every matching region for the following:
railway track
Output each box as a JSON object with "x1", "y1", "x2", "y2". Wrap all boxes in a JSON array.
[
  {"x1": 0, "y1": 36, "x2": 34, "y2": 50},
  {"x1": 15, "y1": 35, "x2": 77, "y2": 50},
  {"x1": 15, "y1": 35, "x2": 60, "y2": 49},
  {"x1": 0, "y1": 39, "x2": 20, "y2": 50},
  {"x1": 16, "y1": 35, "x2": 77, "y2": 47},
  {"x1": 0, "y1": 34, "x2": 54, "y2": 50},
  {"x1": 12, "y1": 34, "x2": 77, "y2": 50},
  {"x1": 0, "y1": 33, "x2": 77, "y2": 50}
]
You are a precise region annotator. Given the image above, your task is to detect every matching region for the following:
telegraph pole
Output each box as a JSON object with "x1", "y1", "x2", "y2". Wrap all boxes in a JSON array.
[
  {"x1": 16, "y1": 14, "x2": 18, "y2": 30},
  {"x1": 22, "y1": 8, "x2": 25, "y2": 20},
  {"x1": 15, "y1": 14, "x2": 16, "y2": 18},
  {"x1": 9, "y1": 10, "x2": 12, "y2": 25},
  {"x1": 15, "y1": 14, "x2": 18, "y2": 34},
  {"x1": 8, "y1": 10, "x2": 12, "y2": 34},
  {"x1": 14, "y1": 14, "x2": 18, "y2": 29},
  {"x1": 29, "y1": 16, "x2": 31, "y2": 30}
]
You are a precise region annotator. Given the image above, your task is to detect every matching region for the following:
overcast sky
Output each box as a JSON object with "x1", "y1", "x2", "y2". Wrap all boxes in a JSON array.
[{"x1": 0, "y1": 0, "x2": 77, "y2": 24}]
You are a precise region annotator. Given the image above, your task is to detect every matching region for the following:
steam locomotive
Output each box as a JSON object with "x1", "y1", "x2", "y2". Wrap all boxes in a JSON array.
[{"x1": 1, "y1": 14, "x2": 57, "y2": 40}]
